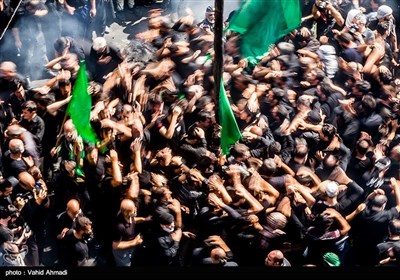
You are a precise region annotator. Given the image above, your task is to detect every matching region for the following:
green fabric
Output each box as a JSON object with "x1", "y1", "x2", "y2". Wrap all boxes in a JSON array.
[
  {"x1": 323, "y1": 252, "x2": 341, "y2": 267},
  {"x1": 227, "y1": 0, "x2": 301, "y2": 67},
  {"x1": 219, "y1": 79, "x2": 241, "y2": 155},
  {"x1": 66, "y1": 61, "x2": 99, "y2": 144}
]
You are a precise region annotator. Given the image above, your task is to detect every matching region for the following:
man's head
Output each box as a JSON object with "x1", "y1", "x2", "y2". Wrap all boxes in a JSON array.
[
  {"x1": 58, "y1": 78, "x2": 72, "y2": 97},
  {"x1": 324, "y1": 180, "x2": 339, "y2": 198},
  {"x1": 210, "y1": 247, "x2": 227, "y2": 265},
  {"x1": 370, "y1": 194, "x2": 388, "y2": 210},
  {"x1": 265, "y1": 250, "x2": 285, "y2": 266},
  {"x1": 66, "y1": 199, "x2": 81, "y2": 220},
  {"x1": 21, "y1": 100, "x2": 37, "y2": 121},
  {"x1": 63, "y1": 119, "x2": 77, "y2": 142},
  {"x1": 54, "y1": 36, "x2": 71, "y2": 56},
  {"x1": 0, "y1": 178, "x2": 13, "y2": 199},
  {"x1": 0, "y1": 61, "x2": 17, "y2": 80},
  {"x1": 60, "y1": 53, "x2": 79, "y2": 73},
  {"x1": 205, "y1": 6, "x2": 215, "y2": 24},
  {"x1": 11, "y1": 80, "x2": 25, "y2": 100},
  {"x1": 74, "y1": 215, "x2": 93, "y2": 240},
  {"x1": 229, "y1": 143, "x2": 250, "y2": 161},
  {"x1": 377, "y1": 5, "x2": 393, "y2": 21},
  {"x1": 159, "y1": 212, "x2": 175, "y2": 233},
  {"x1": 120, "y1": 199, "x2": 137, "y2": 223},
  {"x1": 92, "y1": 37, "x2": 107, "y2": 54},
  {"x1": 9, "y1": 138, "x2": 24, "y2": 156}
]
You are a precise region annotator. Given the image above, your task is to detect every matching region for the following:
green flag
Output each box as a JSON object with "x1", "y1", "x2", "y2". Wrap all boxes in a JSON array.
[
  {"x1": 66, "y1": 61, "x2": 99, "y2": 144},
  {"x1": 227, "y1": 0, "x2": 301, "y2": 66},
  {"x1": 219, "y1": 79, "x2": 241, "y2": 155}
]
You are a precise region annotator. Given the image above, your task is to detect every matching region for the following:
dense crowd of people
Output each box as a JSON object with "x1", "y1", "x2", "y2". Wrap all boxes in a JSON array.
[{"x1": 1, "y1": 0, "x2": 400, "y2": 268}]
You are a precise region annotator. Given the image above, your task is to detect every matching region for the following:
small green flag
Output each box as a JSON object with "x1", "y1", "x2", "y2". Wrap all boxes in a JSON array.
[
  {"x1": 66, "y1": 61, "x2": 99, "y2": 144},
  {"x1": 219, "y1": 79, "x2": 241, "y2": 155},
  {"x1": 227, "y1": 0, "x2": 301, "y2": 67}
]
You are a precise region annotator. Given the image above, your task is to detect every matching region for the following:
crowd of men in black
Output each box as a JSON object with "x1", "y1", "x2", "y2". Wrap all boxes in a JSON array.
[{"x1": 1, "y1": 0, "x2": 400, "y2": 268}]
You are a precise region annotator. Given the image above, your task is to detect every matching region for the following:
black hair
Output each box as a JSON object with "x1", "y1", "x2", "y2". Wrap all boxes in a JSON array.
[
  {"x1": 361, "y1": 95, "x2": 377, "y2": 113},
  {"x1": 54, "y1": 37, "x2": 69, "y2": 54},
  {"x1": 229, "y1": 143, "x2": 249, "y2": 159},
  {"x1": 356, "y1": 140, "x2": 369, "y2": 155},
  {"x1": 74, "y1": 215, "x2": 92, "y2": 232},
  {"x1": 354, "y1": 80, "x2": 371, "y2": 94},
  {"x1": 196, "y1": 96, "x2": 213, "y2": 108},
  {"x1": 197, "y1": 110, "x2": 213, "y2": 122},
  {"x1": 21, "y1": 100, "x2": 37, "y2": 112},
  {"x1": 259, "y1": 158, "x2": 277, "y2": 177},
  {"x1": 313, "y1": 212, "x2": 334, "y2": 236},
  {"x1": 148, "y1": 92, "x2": 163, "y2": 105},
  {"x1": 9, "y1": 79, "x2": 23, "y2": 92},
  {"x1": 58, "y1": 79, "x2": 71, "y2": 87},
  {"x1": 0, "y1": 178, "x2": 12, "y2": 192},
  {"x1": 321, "y1": 123, "x2": 337, "y2": 140}
]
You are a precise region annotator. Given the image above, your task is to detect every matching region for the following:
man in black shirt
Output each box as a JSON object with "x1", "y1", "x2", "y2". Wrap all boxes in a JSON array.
[{"x1": 60, "y1": 215, "x2": 95, "y2": 266}]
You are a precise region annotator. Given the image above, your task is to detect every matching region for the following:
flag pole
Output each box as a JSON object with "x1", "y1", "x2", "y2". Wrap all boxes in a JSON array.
[
  {"x1": 0, "y1": 0, "x2": 24, "y2": 41},
  {"x1": 213, "y1": 0, "x2": 224, "y2": 114}
]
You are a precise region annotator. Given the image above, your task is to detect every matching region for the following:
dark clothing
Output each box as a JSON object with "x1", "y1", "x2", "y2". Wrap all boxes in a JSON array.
[
  {"x1": 359, "y1": 113, "x2": 384, "y2": 145},
  {"x1": 87, "y1": 44, "x2": 122, "y2": 84},
  {"x1": 243, "y1": 136, "x2": 273, "y2": 159},
  {"x1": 63, "y1": 36, "x2": 86, "y2": 61},
  {"x1": 2, "y1": 151, "x2": 30, "y2": 178},
  {"x1": 304, "y1": 226, "x2": 348, "y2": 266},
  {"x1": 112, "y1": 213, "x2": 137, "y2": 266},
  {"x1": 314, "y1": 7, "x2": 342, "y2": 43},
  {"x1": 351, "y1": 206, "x2": 400, "y2": 266},
  {"x1": 8, "y1": 90, "x2": 34, "y2": 122},
  {"x1": 154, "y1": 230, "x2": 180, "y2": 266},
  {"x1": 197, "y1": 18, "x2": 214, "y2": 33},
  {"x1": 19, "y1": 197, "x2": 49, "y2": 266},
  {"x1": 15, "y1": 2, "x2": 49, "y2": 81},
  {"x1": 334, "y1": 107, "x2": 360, "y2": 151},
  {"x1": 312, "y1": 181, "x2": 364, "y2": 216},
  {"x1": 149, "y1": 116, "x2": 186, "y2": 152},
  {"x1": 346, "y1": 152, "x2": 374, "y2": 188},
  {"x1": 19, "y1": 114, "x2": 45, "y2": 156},
  {"x1": 60, "y1": 229, "x2": 89, "y2": 266},
  {"x1": 55, "y1": 211, "x2": 76, "y2": 239},
  {"x1": 62, "y1": 0, "x2": 92, "y2": 38},
  {"x1": 376, "y1": 239, "x2": 400, "y2": 264},
  {"x1": 0, "y1": 75, "x2": 30, "y2": 103},
  {"x1": 340, "y1": 48, "x2": 363, "y2": 63}
]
